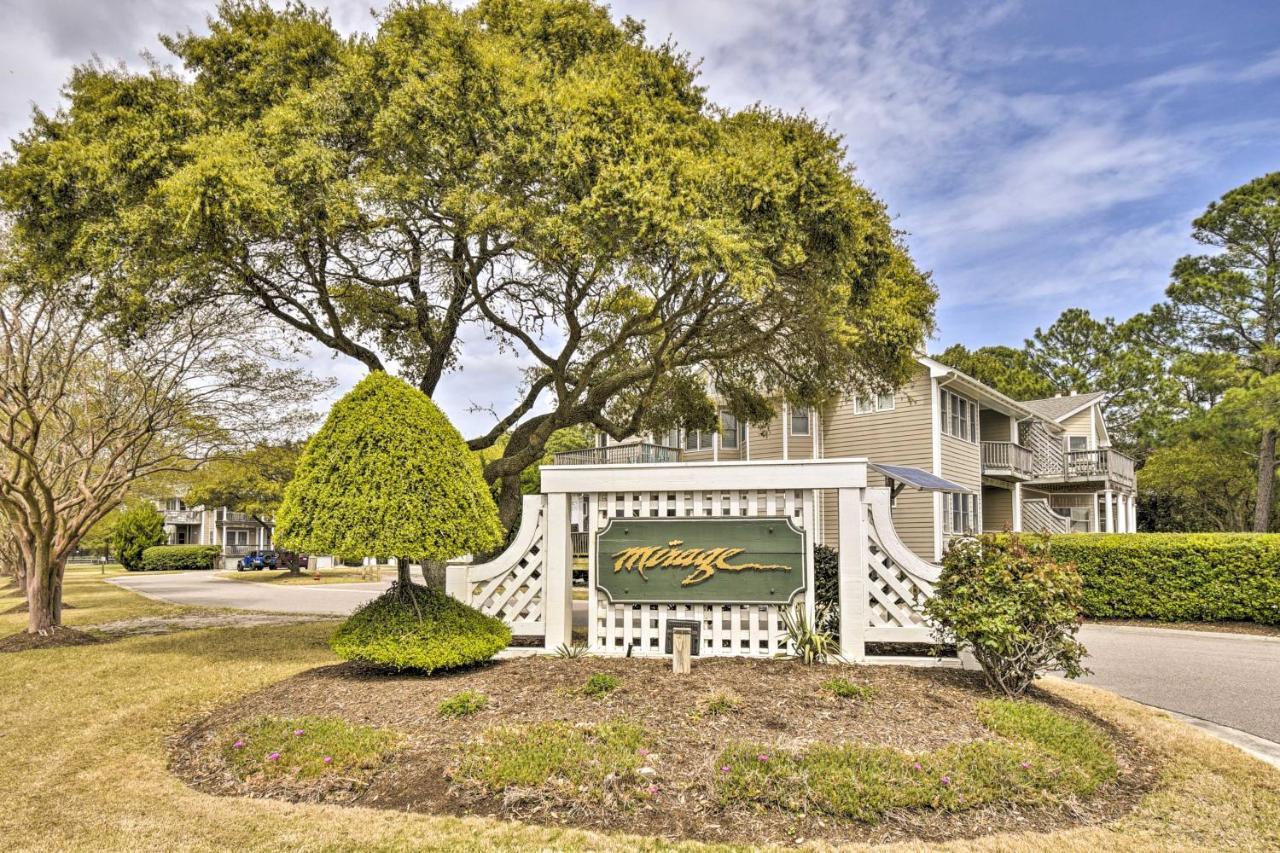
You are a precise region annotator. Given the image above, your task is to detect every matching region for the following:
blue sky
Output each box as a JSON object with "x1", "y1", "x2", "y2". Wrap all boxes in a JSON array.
[{"x1": 1, "y1": 0, "x2": 1277, "y2": 434}]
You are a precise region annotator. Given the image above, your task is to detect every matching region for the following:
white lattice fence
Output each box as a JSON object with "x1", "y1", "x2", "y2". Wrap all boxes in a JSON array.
[
  {"x1": 586, "y1": 488, "x2": 814, "y2": 657},
  {"x1": 446, "y1": 495, "x2": 546, "y2": 637},
  {"x1": 862, "y1": 489, "x2": 938, "y2": 645}
]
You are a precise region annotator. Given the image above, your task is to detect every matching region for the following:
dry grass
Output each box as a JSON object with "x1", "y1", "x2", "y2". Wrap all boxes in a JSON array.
[{"x1": 0, "y1": 570, "x2": 1277, "y2": 851}]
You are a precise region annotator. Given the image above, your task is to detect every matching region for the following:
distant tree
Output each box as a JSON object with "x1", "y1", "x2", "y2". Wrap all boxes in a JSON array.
[
  {"x1": 0, "y1": 281, "x2": 322, "y2": 636},
  {"x1": 276, "y1": 372, "x2": 504, "y2": 588},
  {"x1": 184, "y1": 443, "x2": 302, "y2": 518},
  {"x1": 1149, "y1": 173, "x2": 1280, "y2": 532},
  {"x1": 935, "y1": 344, "x2": 1054, "y2": 400},
  {"x1": 111, "y1": 503, "x2": 166, "y2": 572},
  {"x1": 0, "y1": 0, "x2": 936, "y2": 531}
]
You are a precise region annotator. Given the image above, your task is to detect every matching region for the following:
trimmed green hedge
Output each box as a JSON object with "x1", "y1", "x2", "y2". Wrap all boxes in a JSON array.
[
  {"x1": 139, "y1": 544, "x2": 221, "y2": 572},
  {"x1": 330, "y1": 584, "x2": 511, "y2": 672},
  {"x1": 1047, "y1": 533, "x2": 1280, "y2": 625}
]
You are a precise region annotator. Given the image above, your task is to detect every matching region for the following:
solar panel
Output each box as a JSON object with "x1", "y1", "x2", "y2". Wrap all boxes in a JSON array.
[{"x1": 869, "y1": 463, "x2": 973, "y2": 493}]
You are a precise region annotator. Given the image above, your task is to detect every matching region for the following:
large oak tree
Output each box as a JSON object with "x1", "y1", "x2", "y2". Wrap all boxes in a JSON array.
[{"x1": 0, "y1": 0, "x2": 935, "y2": 529}]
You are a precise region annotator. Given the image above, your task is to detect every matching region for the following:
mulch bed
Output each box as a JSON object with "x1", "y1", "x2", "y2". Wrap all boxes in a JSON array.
[
  {"x1": 170, "y1": 657, "x2": 1160, "y2": 847},
  {"x1": 0, "y1": 625, "x2": 101, "y2": 653}
]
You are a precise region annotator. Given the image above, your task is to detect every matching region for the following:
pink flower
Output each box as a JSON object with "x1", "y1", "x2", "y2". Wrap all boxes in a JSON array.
[
  {"x1": 646, "y1": 785, "x2": 659, "y2": 795},
  {"x1": 757, "y1": 754, "x2": 770, "y2": 762},
  {"x1": 267, "y1": 752, "x2": 281, "y2": 762},
  {"x1": 293, "y1": 729, "x2": 305, "y2": 737},
  {"x1": 720, "y1": 765, "x2": 731, "y2": 773},
  {"x1": 940, "y1": 775, "x2": 951, "y2": 786},
  {"x1": 1020, "y1": 761, "x2": 1031, "y2": 770},
  {"x1": 233, "y1": 740, "x2": 245, "y2": 749},
  {"x1": 323, "y1": 756, "x2": 333, "y2": 765},
  {"x1": 637, "y1": 748, "x2": 649, "y2": 756},
  {"x1": 911, "y1": 762, "x2": 922, "y2": 771}
]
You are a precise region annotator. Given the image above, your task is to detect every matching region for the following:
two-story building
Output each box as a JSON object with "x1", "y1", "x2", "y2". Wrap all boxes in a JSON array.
[
  {"x1": 155, "y1": 497, "x2": 275, "y2": 556},
  {"x1": 563, "y1": 356, "x2": 1137, "y2": 562}
]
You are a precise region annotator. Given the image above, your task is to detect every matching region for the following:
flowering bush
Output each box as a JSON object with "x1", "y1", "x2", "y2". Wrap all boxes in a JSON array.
[{"x1": 925, "y1": 534, "x2": 1088, "y2": 697}]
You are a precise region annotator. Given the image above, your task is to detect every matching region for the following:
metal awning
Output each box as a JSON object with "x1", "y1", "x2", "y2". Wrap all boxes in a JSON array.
[{"x1": 869, "y1": 463, "x2": 974, "y2": 501}]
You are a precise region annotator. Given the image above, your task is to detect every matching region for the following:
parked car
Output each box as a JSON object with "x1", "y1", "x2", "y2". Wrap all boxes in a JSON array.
[{"x1": 236, "y1": 551, "x2": 279, "y2": 571}]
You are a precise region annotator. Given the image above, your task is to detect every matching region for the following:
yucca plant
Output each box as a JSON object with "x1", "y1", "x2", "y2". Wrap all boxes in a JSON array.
[{"x1": 779, "y1": 602, "x2": 841, "y2": 664}]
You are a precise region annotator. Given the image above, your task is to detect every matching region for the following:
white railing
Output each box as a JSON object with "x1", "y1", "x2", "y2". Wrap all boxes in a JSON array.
[
  {"x1": 863, "y1": 488, "x2": 938, "y2": 645},
  {"x1": 1021, "y1": 499, "x2": 1072, "y2": 534},
  {"x1": 981, "y1": 441, "x2": 1034, "y2": 478},
  {"x1": 552, "y1": 442, "x2": 682, "y2": 466}
]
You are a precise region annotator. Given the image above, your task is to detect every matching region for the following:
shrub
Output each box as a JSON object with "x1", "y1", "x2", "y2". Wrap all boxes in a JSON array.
[
  {"x1": 223, "y1": 715, "x2": 397, "y2": 780},
  {"x1": 112, "y1": 503, "x2": 166, "y2": 571},
  {"x1": 330, "y1": 584, "x2": 511, "y2": 672},
  {"x1": 699, "y1": 692, "x2": 741, "y2": 716},
  {"x1": 580, "y1": 673, "x2": 620, "y2": 697},
  {"x1": 822, "y1": 677, "x2": 876, "y2": 701},
  {"x1": 779, "y1": 602, "x2": 840, "y2": 664},
  {"x1": 438, "y1": 690, "x2": 488, "y2": 718},
  {"x1": 813, "y1": 543, "x2": 839, "y2": 633},
  {"x1": 139, "y1": 544, "x2": 221, "y2": 571},
  {"x1": 1048, "y1": 533, "x2": 1280, "y2": 625},
  {"x1": 924, "y1": 534, "x2": 1087, "y2": 697}
]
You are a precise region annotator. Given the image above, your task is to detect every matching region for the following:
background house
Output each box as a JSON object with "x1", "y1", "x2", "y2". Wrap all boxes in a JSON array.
[{"x1": 154, "y1": 497, "x2": 274, "y2": 556}]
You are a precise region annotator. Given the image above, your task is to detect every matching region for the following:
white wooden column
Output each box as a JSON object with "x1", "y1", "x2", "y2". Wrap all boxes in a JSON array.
[
  {"x1": 837, "y1": 487, "x2": 867, "y2": 662},
  {"x1": 712, "y1": 428, "x2": 720, "y2": 462},
  {"x1": 1127, "y1": 494, "x2": 1137, "y2": 532},
  {"x1": 1103, "y1": 489, "x2": 1115, "y2": 533},
  {"x1": 781, "y1": 403, "x2": 790, "y2": 460},
  {"x1": 221, "y1": 508, "x2": 228, "y2": 549},
  {"x1": 543, "y1": 492, "x2": 575, "y2": 651},
  {"x1": 1012, "y1": 482, "x2": 1023, "y2": 532}
]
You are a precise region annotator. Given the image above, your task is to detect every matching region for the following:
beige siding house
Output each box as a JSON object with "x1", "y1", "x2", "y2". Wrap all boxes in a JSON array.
[{"x1": 574, "y1": 355, "x2": 1138, "y2": 561}]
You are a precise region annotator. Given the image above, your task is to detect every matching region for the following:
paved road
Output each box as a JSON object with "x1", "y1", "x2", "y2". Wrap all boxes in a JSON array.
[
  {"x1": 1078, "y1": 623, "x2": 1280, "y2": 745},
  {"x1": 109, "y1": 571, "x2": 393, "y2": 615}
]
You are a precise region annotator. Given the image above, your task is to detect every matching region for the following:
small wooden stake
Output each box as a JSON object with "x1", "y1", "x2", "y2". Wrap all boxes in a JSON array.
[{"x1": 672, "y1": 627, "x2": 692, "y2": 675}]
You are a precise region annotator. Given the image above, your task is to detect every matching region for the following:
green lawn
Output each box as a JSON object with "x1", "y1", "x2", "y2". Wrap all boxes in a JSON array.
[{"x1": 0, "y1": 570, "x2": 1277, "y2": 851}]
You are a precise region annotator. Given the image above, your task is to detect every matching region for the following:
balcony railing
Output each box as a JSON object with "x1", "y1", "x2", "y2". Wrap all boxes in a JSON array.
[
  {"x1": 981, "y1": 441, "x2": 1034, "y2": 479},
  {"x1": 163, "y1": 509, "x2": 202, "y2": 524},
  {"x1": 1064, "y1": 449, "x2": 1135, "y2": 487},
  {"x1": 552, "y1": 442, "x2": 683, "y2": 466}
]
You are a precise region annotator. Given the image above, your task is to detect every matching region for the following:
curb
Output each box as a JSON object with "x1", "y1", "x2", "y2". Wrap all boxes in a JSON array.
[
  {"x1": 1152, "y1": 706, "x2": 1280, "y2": 769},
  {"x1": 1084, "y1": 623, "x2": 1280, "y2": 643}
]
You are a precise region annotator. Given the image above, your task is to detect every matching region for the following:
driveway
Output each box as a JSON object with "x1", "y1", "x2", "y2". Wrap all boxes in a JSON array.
[
  {"x1": 1078, "y1": 623, "x2": 1280, "y2": 748},
  {"x1": 109, "y1": 571, "x2": 392, "y2": 616}
]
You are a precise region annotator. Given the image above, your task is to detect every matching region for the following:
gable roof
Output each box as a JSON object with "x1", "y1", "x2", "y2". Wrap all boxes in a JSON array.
[{"x1": 1019, "y1": 391, "x2": 1107, "y2": 423}]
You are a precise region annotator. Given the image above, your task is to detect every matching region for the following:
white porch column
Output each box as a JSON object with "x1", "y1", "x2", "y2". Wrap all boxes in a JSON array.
[
  {"x1": 781, "y1": 403, "x2": 790, "y2": 460},
  {"x1": 257, "y1": 525, "x2": 263, "y2": 548},
  {"x1": 221, "y1": 508, "x2": 228, "y2": 549},
  {"x1": 1127, "y1": 494, "x2": 1137, "y2": 532},
  {"x1": 712, "y1": 428, "x2": 720, "y2": 462},
  {"x1": 1012, "y1": 482, "x2": 1023, "y2": 532},
  {"x1": 1103, "y1": 490, "x2": 1115, "y2": 533},
  {"x1": 837, "y1": 487, "x2": 867, "y2": 662},
  {"x1": 543, "y1": 492, "x2": 574, "y2": 652}
]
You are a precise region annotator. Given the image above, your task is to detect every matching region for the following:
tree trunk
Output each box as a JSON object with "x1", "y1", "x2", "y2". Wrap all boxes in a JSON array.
[
  {"x1": 496, "y1": 472, "x2": 524, "y2": 537},
  {"x1": 25, "y1": 550, "x2": 65, "y2": 635},
  {"x1": 420, "y1": 559, "x2": 447, "y2": 588},
  {"x1": 1254, "y1": 428, "x2": 1277, "y2": 532},
  {"x1": 396, "y1": 556, "x2": 412, "y2": 586}
]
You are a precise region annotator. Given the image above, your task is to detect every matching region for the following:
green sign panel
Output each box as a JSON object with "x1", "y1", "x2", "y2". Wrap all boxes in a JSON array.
[{"x1": 595, "y1": 516, "x2": 806, "y2": 605}]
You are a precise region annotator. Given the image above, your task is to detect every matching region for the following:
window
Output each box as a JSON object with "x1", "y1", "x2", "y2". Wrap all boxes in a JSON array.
[
  {"x1": 790, "y1": 408, "x2": 811, "y2": 436},
  {"x1": 684, "y1": 429, "x2": 714, "y2": 451},
  {"x1": 940, "y1": 390, "x2": 978, "y2": 443},
  {"x1": 720, "y1": 412, "x2": 740, "y2": 449},
  {"x1": 854, "y1": 393, "x2": 895, "y2": 414},
  {"x1": 1066, "y1": 435, "x2": 1089, "y2": 452},
  {"x1": 943, "y1": 493, "x2": 977, "y2": 534}
]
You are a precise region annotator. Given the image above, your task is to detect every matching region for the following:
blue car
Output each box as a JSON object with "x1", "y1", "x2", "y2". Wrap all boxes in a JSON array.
[{"x1": 237, "y1": 551, "x2": 279, "y2": 571}]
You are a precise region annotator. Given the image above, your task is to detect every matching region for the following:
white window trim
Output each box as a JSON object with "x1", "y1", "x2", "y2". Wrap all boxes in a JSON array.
[
  {"x1": 789, "y1": 408, "x2": 811, "y2": 437},
  {"x1": 853, "y1": 393, "x2": 896, "y2": 414},
  {"x1": 940, "y1": 389, "x2": 978, "y2": 444}
]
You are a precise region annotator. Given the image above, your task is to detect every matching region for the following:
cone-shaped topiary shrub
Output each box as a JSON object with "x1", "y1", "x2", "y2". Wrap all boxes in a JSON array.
[
  {"x1": 331, "y1": 583, "x2": 512, "y2": 672},
  {"x1": 277, "y1": 371, "x2": 509, "y2": 670}
]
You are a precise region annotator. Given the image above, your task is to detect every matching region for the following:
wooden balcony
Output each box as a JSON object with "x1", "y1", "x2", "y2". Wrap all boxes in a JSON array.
[
  {"x1": 551, "y1": 442, "x2": 683, "y2": 466},
  {"x1": 163, "y1": 509, "x2": 201, "y2": 524},
  {"x1": 981, "y1": 441, "x2": 1034, "y2": 480},
  {"x1": 1029, "y1": 448, "x2": 1136, "y2": 489}
]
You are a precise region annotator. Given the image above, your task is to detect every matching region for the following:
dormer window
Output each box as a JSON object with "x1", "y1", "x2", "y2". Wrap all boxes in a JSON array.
[{"x1": 1066, "y1": 435, "x2": 1089, "y2": 452}]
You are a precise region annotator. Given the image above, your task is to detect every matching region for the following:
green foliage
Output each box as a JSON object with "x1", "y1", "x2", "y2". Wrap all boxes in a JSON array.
[
  {"x1": 277, "y1": 372, "x2": 504, "y2": 562},
  {"x1": 139, "y1": 544, "x2": 221, "y2": 571},
  {"x1": 329, "y1": 584, "x2": 511, "y2": 672},
  {"x1": 580, "y1": 673, "x2": 620, "y2": 697},
  {"x1": 438, "y1": 690, "x2": 489, "y2": 718},
  {"x1": 936, "y1": 344, "x2": 1055, "y2": 401},
  {"x1": 779, "y1": 601, "x2": 840, "y2": 664},
  {"x1": 184, "y1": 442, "x2": 302, "y2": 517},
  {"x1": 812, "y1": 544, "x2": 839, "y2": 634},
  {"x1": 553, "y1": 642, "x2": 589, "y2": 659},
  {"x1": 111, "y1": 503, "x2": 166, "y2": 571},
  {"x1": 821, "y1": 678, "x2": 876, "y2": 702},
  {"x1": 0, "y1": 0, "x2": 935, "y2": 530},
  {"x1": 925, "y1": 535, "x2": 1087, "y2": 697},
  {"x1": 1049, "y1": 533, "x2": 1280, "y2": 624},
  {"x1": 454, "y1": 720, "x2": 650, "y2": 802},
  {"x1": 716, "y1": 699, "x2": 1115, "y2": 823},
  {"x1": 223, "y1": 715, "x2": 397, "y2": 781}
]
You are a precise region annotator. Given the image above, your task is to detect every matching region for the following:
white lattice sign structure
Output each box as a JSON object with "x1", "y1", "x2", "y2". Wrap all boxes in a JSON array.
[{"x1": 447, "y1": 459, "x2": 942, "y2": 661}]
